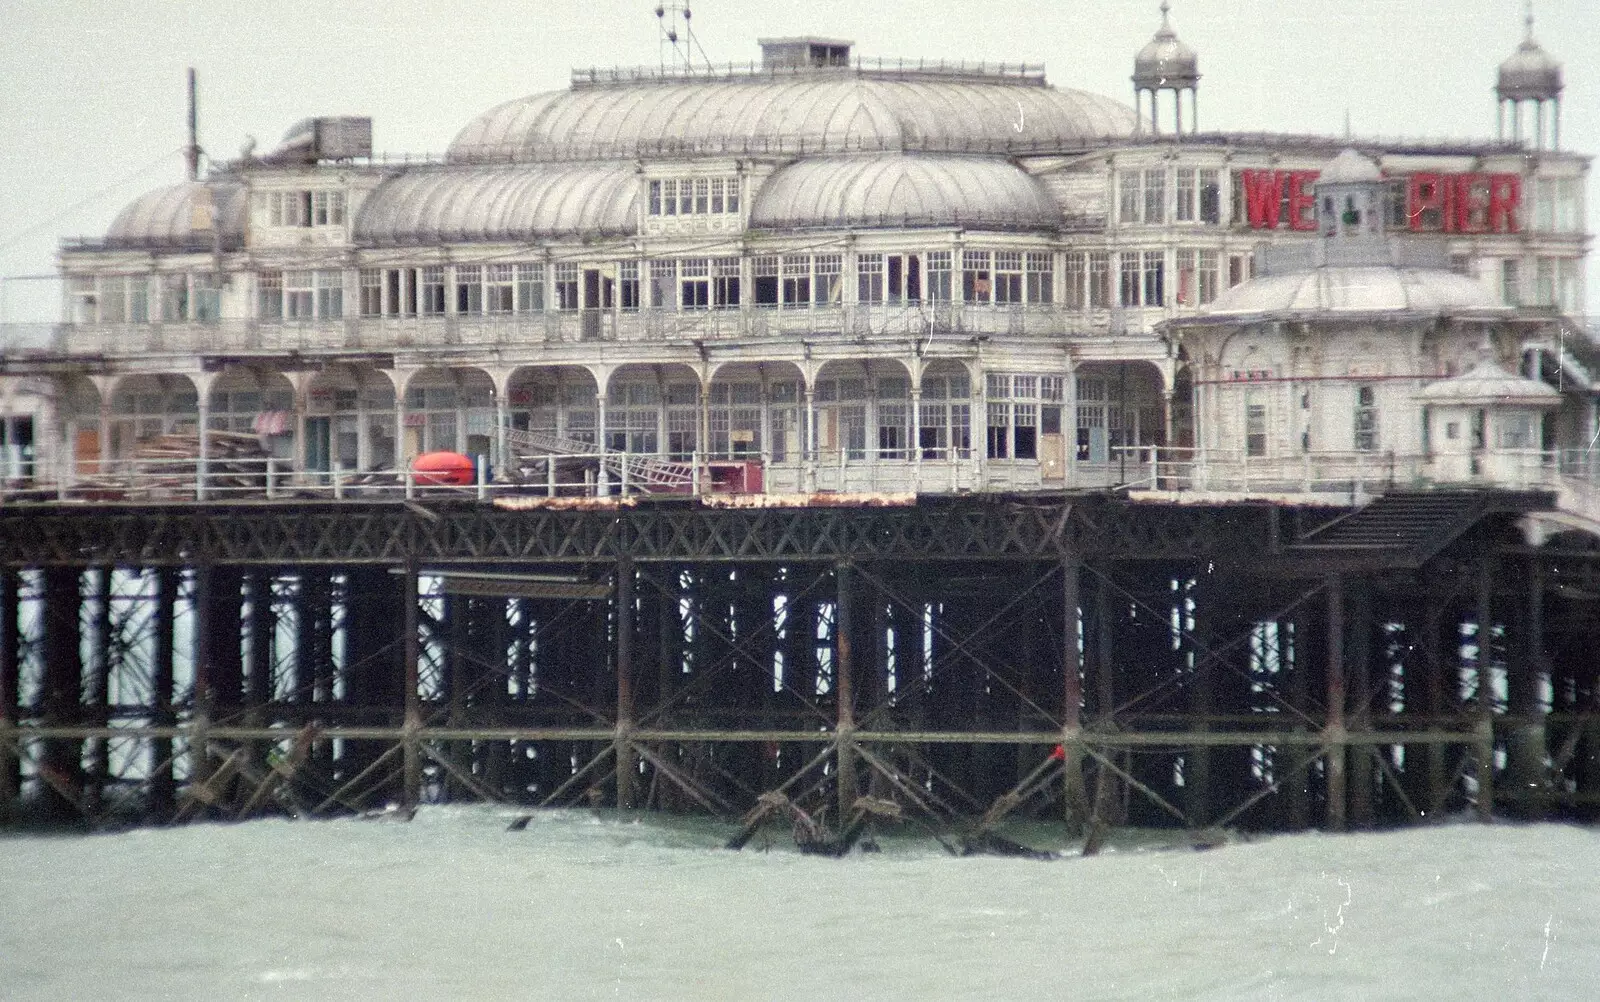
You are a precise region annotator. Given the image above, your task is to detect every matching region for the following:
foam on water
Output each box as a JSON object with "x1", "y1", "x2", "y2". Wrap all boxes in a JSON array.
[{"x1": 2, "y1": 808, "x2": 1596, "y2": 1001}]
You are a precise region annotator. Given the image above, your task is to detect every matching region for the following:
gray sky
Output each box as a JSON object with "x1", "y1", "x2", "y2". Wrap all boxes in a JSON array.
[{"x1": 0, "y1": 0, "x2": 1594, "y2": 320}]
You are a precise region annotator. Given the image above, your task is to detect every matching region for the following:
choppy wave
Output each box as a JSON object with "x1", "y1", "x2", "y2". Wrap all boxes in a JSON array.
[{"x1": 2, "y1": 808, "x2": 1597, "y2": 1001}]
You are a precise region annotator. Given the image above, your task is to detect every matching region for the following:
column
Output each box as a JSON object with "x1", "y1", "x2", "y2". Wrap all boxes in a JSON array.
[
  {"x1": 1474, "y1": 559, "x2": 1495, "y2": 822},
  {"x1": 402, "y1": 561, "x2": 421, "y2": 808},
  {"x1": 1061, "y1": 554, "x2": 1086, "y2": 829},
  {"x1": 615, "y1": 556, "x2": 637, "y2": 809},
  {"x1": 1325, "y1": 575, "x2": 1347, "y2": 832},
  {"x1": 835, "y1": 561, "x2": 856, "y2": 818},
  {"x1": 0, "y1": 570, "x2": 18, "y2": 820}
]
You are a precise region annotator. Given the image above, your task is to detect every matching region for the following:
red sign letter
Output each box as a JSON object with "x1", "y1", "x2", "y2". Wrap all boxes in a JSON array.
[
  {"x1": 1487, "y1": 173, "x2": 1521, "y2": 233},
  {"x1": 1287, "y1": 171, "x2": 1320, "y2": 231},
  {"x1": 1242, "y1": 170, "x2": 1284, "y2": 229},
  {"x1": 1407, "y1": 173, "x2": 1443, "y2": 231}
]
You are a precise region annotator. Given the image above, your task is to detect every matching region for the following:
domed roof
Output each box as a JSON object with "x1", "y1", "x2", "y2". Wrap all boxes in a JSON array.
[
  {"x1": 1418, "y1": 359, "x2": 1560, "y2": 407},
  {"x1": 1200, "y1": 265, "x2": 1505, "y2": 319},
  {"x1": 104, "y1": 181, "x2": 246, "y2": 250},
  {"x1": 1133, "y1": 2, "x2": 1199, "y2": 90},
  {"x1": 447, "y1": 74, "x2": 1136, "y2": 163},
  {"x1": 1497, "y1": 15, "x2": 1562, "y2": 102},
  {"x1": 1316, "y1": 149, "x2": 1383, "y2": 186},
  {"x1": 749, "y1": 154, "x2": 1060, "y2": 232},
  {"x1": 353, "y1": 164, "x2": 638, "y2": 245}
]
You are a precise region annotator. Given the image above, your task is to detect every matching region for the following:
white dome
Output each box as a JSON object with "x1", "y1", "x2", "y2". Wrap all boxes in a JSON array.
[
  {"x1": 1203, "y1": 265, "x2": 1504, "y2": 318},
  {"x1": 1317, "y1": 149, "x2": 1382, "y2": 186},
  {"x1": 1418, "y1": 359, "x2": 1561, "y2": 407}
]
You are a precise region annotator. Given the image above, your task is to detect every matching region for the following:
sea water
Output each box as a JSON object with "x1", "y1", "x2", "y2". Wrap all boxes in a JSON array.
[{"x1": 2, "y1": 808, "x2": 1596, "y2": 1001}]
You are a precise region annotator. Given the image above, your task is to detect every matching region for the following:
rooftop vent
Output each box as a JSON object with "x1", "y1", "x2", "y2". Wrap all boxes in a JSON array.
[
  {"x1": 268, "y1": 116, "x2": 373, "y2": 164},
  {"x1": 758, "y1": 37, "x2": 853, "y2": 70}
]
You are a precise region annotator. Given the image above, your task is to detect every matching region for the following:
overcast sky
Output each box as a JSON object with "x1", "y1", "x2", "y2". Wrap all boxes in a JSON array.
[{"x1": 0, "y1": 0, "x2": 1594, "y2": 321}]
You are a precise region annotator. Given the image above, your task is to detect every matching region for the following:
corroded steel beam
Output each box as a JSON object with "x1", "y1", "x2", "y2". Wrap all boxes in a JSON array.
[{"x1": 0, "y1": 495, "x2": 1278, "y2": 567}]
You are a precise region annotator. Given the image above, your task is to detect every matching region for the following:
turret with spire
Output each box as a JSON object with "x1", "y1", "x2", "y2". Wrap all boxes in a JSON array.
[
  {"x1": 1132, "y1": 1, "x2": 1199, "y2": 136},
  {"x1": 1496, "y1": 3, "x2": 1563, "y2": 149}
]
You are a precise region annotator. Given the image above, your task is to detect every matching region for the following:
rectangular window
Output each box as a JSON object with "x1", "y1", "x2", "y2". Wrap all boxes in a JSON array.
[
  {"x1": 486, "y1": 264, "x2": 515, "y2": 313},
  {"x1": 1245, "y1": 394, "x2": 1267, "y2": 457},
  {"x1": 780, "y1": 256, "x2": 810, "y2": 307},
  {"x1": 455, "y1": 264, "x2": 482, "y2": 314},
  {"x1": 678, "y1": 180, "x2": 694, "y2": 216},
  {"x1": 285, "y1": 271, "x2": 315, "y2": 321},
  {"x1": 192, "y1": 274, "x2": 221, "y2": 322},
  {"x1": 1119, "y1": 253, "x2": 1141, "y2": 307},
  {"x1": 1556, "y1": 178, "x2": 1580, "y2": 232},
  {"x1": 694, "y1": 178, "x2": 710, "y2": 215},
  {"x1": 160, "y1": 273, "x2": 188, "y2": 322},
  {"x1": 994, "y1": 251, "x2": 1023, "y2": 304},
  {"x1": 1089, "y1": 252, "x2": 1110, "y2": 308},
  {"x1": 1064, "y1": 252, "x2": 1085, "y2": 310},
  {"x1": 712, "y1": 257, "x2": 740, "y2": 308},
  {"x1": 1354, "y1": 385, "x2": 1378, "y2": 452},
  {"x1": 814, "y1": 254, "x2": 842, "y2": 305},
  {"x1": 680, "y1": 258, "x2": 709, "y2": 310},
  {"x1": 314, "y1": 270, "x2": 342, "y2": 319},
  {"x1": 100, "y1": 275, "x2": 126, "y2": 323},
  {"x1": 1198, "y1": 249, "x2": 1218, "y2": 304},
  {"x1": 1119, "y1": 169, "x2": 1141, "y2": 224},
  {"x1": 857, "y1": 253, "x2": 884, "y2": 304},
  {"x1": 1199, "y1": 169, "x2": 1221, "y2": 224},
  {"x1": 311, "y1": 191, "x2": 346, "y2": 226},
  {"x1": 516, "y1": 263, "x2": 545, "y2": 313},
  {"x1": 753, "y1": 255, "x2": 780, "y2": 307},
  {"x1": 619, "y1": 261, "x2": 640, "y2": 311},
  {"x1": 962, "y1": 249, "x2": 992, "y2": 303},
  {"x1": 710, "y1": 178, "x2": 725, "y2": 214},
  {"x1": 661, "y1": 179, "x2": 678, "y2": 216},
  {"x1": 650, "y1": 260, "x2": 677, "y2": 309},
  {"x1": 1534, "y1": 257, "x2": 1556, "y2": 306},
  {"x1": 1142, "y1": 250, "x2": 1164, "y2": 307},
  {"x1": 1025, "y1": 252, "x2": 1052, "y2": 304},
  {"x1": 726, "y1": 177, "x2": 740, "y2": 214},
  {"x1": 1500, "y1": 259, "x2": 1520, "y2": 306},
  {"x1": 360, "y1": 268, "x2": 383, "y2": 317},
  {"x1": 648, "y1": 180, "x2": 662, "y2": 216},
  {"x1": 258, "y1": 271, "x2": 283, "y2": 321},
  {"x1": 1176, "y1": 249, "x2": 1196, "y2": 306},
  {"x1": 1144, "y1": 168, "x2": 1166, "y2": 224},
  {"x1": 925, "y1": 250, "x2": 951, "y2": 302},
  {"x1": 420, "y1": 266, "x2": 447, "y2": 315},
  {"x1": 1177, "y1": 169, "x2": 1196, "y2": 222},
  {"x1": 555, "y1": 263, "x2": 580, "y2": 311}
]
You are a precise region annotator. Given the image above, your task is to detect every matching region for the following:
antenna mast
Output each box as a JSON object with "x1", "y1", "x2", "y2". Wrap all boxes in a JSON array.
[
  {"x1": 655, "y1": 2, "x2": 713, "y2": 72},
  {"x1": 185, "y1": 67, "x2": 201, "y2": 181}
]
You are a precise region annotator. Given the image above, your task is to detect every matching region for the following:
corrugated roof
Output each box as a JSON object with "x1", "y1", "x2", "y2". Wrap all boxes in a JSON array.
[
  {"x1": 448, "y1": 77, "x2": 1136, "y2": 162},
  {"x1": 749, "y1": 154, "x2": 1060, "y2": 231},
  {"x1": 354, "y1": 164, "x2": 639, "y2": 245},
  {"x1": 102, "y1": 181, "x2": 247, "y2": 250}
]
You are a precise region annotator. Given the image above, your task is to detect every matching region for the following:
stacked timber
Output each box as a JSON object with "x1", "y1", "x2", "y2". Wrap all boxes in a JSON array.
[{"x1": 126, "y1": 431, "x2": 272, "y2": 497}]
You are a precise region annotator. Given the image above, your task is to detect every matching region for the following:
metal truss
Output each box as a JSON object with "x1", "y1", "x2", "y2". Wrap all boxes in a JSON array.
[{"x1": 0, "y1": 495, "x2": 1276, "y2": 568}]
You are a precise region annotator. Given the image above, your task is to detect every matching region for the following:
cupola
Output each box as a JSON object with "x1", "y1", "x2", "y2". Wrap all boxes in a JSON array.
[
  {"x1": 1132, "y1": 2, "x2": 1199, "y2": 136},
  {"x1": 1496, "y1": 6, "x2": 1563, "y2": 149}
]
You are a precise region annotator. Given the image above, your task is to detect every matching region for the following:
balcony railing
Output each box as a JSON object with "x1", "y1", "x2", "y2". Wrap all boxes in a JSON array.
[{"x1": 6, "y1": 304, "x2": 1167, "y2": 358}]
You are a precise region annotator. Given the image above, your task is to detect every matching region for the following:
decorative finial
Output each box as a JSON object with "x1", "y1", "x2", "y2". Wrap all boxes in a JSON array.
[
  {"x1": 1525, "y1": 0, "x2": 1535, "y2": 40},
  {"x1": 1160, "y1": 0, "x2": 1171, "y2": 26}
]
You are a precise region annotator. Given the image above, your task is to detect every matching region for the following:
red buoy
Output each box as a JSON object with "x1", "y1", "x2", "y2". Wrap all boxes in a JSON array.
[{"x1": 412, "y1": 451, "x2": 475, "y2": 486}]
